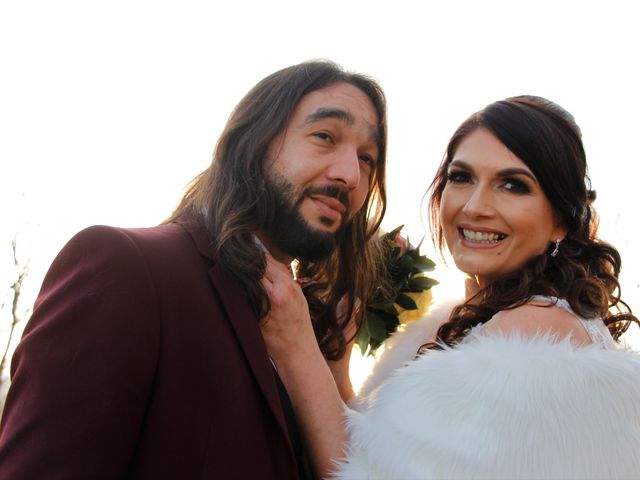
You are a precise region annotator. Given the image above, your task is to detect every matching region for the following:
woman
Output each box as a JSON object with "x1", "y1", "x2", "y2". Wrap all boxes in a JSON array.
[{"x1": 261, "y1": 96, "x2": 640, "y2": 479}]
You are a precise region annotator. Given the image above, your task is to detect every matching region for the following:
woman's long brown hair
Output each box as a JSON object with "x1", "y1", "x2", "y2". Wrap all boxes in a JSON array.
[{"x1": 428, "y1": 96, "x2": 638, "y2": 347}]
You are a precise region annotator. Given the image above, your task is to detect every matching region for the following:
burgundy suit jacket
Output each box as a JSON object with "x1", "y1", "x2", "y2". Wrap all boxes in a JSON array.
[{"x1": 0, "y1": 213, "x2": 300, "y2": 479}]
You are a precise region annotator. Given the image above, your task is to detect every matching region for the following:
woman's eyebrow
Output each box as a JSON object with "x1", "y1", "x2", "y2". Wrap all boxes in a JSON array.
[
  {"x1": 448, "y1": 160, "x2": 538, "y2": 184},
  {"x1": 448, "y1": 159, "x2": 473, "y2": 171},
  {"x1": 497, "y1": 168, "x2": 538, "y2": 184}
]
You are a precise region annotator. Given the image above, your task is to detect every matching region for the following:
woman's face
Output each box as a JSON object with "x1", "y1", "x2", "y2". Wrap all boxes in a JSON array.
[{"x1": 439, "y1": 127, "x2": 567, "y2": 285}]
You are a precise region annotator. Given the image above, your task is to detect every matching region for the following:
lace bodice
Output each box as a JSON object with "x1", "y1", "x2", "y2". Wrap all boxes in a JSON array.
[{"x1": 529, "y1": 295, "x2": 616, "y2": 349}]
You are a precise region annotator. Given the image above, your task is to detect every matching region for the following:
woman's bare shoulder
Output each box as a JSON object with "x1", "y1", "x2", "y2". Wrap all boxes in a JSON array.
[{"x1": 482, "y1": 300, "x2": 592, "y2": 346}]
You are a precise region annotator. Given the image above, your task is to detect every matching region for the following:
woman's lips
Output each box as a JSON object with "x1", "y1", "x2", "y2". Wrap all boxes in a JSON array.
[{"x1": 458, "y1": 226, "x2": 507, "y2": 247}]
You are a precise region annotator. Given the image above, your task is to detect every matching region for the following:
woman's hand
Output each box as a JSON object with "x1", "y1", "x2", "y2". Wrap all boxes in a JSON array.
[
  {"x1": 260, "y1": 255, "x2": 319, "y2": 364},
  {"x1": 260, "y1": 254, "x2": 350, "y2": 477}
]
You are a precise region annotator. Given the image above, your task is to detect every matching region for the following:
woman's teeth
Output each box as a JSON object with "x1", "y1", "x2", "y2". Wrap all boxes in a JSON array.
[{"x1": 462, "y1": 229, "x2": 506, "y2": 243}]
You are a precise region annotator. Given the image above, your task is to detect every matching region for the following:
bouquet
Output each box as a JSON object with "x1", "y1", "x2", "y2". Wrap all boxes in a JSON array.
[{"x1": 356, "y1": 225, "x2": 438, "y2": 355}]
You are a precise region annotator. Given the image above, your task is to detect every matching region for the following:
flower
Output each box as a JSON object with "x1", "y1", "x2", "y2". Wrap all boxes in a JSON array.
[
  {"x1": 398, "y1": 289, "x2": 434, "y2": 325},
  {"x1": 391, "y1": 231, "x2": 409, "y2": 256},
  {"x1": 356, "y1": 225, "x2": 439, "y2": 355}
]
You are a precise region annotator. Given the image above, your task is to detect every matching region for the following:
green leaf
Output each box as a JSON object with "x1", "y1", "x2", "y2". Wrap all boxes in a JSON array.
[
  {"x1": 368, "y1": 337, "x2": 383, "y2": 354},
  {"x1": 395, "y1": 293, "x2": 418, "y2": 310},
  {"x1": 378, "y1": 310, "x2": 400, "y2": 330},
  {"x1": 366, "y1": 310, "x2": 390, "y2": 341},
  {"x1": 398, "y1": 254, "x2": 414, "y2": 271},
  {"x1": 412, "y1": 255, "x2": 436, "y2": 272},
  {"x1": 385, "y1": 225, "x2": 404, "y2": 239},
  {"x1": 408, "y1": 276, "x2": 439, "y2": 291},
  {"x1": 368, "y1": 302, "x2": 398, "y2": 315},
  {"x1": 355, "y1": 327, "x2": 371, "y2": 356},
  {"x1": 359, "y1": 224, "x2": 441, "y2": 355}
]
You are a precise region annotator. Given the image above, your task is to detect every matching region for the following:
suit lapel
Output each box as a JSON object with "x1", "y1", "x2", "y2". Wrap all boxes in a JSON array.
[
  {"x1": 209, "y1": 264, "x2": 293, "y2": 438},
  {"x1": 175, "y1": 212, "x2": 292, "y2": 445}
]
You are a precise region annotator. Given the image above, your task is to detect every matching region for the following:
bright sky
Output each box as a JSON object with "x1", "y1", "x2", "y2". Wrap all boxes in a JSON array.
[{"x1": 2, "y1": 0, "x2": 640, "y2": 365}]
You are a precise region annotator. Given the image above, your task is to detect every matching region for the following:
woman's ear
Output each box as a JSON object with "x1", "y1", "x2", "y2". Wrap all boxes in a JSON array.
[{"x1": 550, "y1": 222, "x2": 569, "y2": 244}]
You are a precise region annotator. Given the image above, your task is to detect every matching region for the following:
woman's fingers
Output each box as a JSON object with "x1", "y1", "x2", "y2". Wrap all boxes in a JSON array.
[
  {"x1": 260, "y1": 255, "x2": 290, "y2": 295},
  {"x1": 262, "y1": 255, "x2": 306, "y2": 307},
  {"x1": 263, "y1": 254, "x2": 291, "y2": 280}
]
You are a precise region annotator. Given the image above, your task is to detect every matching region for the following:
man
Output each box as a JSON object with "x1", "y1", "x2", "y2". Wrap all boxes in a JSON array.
[{"x1": 0, "y1": 60, "x2": 387, "y2": 479}]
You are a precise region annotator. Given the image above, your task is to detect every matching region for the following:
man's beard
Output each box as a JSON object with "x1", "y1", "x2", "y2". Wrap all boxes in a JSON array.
[{"x1": 263, "y1": 172, "x2": 350, "y2": 262}]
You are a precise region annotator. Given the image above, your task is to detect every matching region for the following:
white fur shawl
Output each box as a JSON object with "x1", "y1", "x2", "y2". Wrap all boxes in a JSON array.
[
  {"x1": 353, "y1": 299, "x2": 461, "y2": 404},
  {"x1": 336, "y1": 329, "x2": 640, "y2": 479}
]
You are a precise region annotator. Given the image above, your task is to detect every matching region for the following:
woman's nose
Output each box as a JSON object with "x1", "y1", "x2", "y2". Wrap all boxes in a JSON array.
[{"x1": 462, "y1": 186, "x2": 495, "y2": 217}]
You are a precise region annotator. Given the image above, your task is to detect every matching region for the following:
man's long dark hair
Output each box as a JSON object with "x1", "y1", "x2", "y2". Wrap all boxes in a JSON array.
[
  {"x1": 428, "y1": 95, "x2": 637, "y2": 346},
  {"x1": 167, "y1": 60, "x2": 388, "y2": 359}
]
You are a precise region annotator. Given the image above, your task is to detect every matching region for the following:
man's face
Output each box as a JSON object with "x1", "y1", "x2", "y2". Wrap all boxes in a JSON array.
[{"x1": 262, "y1": 81, "x2": 380, "y2": 262}]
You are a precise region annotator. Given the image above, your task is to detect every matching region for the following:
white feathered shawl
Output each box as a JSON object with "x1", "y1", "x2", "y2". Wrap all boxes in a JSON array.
[{"x1": 336, "y1": 310, "x2": 640, "y2": 479}]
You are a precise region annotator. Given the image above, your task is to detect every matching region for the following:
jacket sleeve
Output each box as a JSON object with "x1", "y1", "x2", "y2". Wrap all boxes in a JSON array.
[{"x1": 0, "y1": 226, "x2": 161, "y2": 480}]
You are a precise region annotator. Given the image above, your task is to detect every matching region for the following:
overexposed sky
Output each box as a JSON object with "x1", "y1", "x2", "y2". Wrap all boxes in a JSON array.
[{"x1": 2, "y1": 0, "x2": 639, "y2": 348}]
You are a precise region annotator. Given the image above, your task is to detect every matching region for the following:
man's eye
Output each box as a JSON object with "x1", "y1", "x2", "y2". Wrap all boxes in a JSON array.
[
  {"x1": 313, "y1": 132, "x2": 333, "y2": 142},
  {"x1": 359, "y1": 154, "x2": 375, "y2": 168}
]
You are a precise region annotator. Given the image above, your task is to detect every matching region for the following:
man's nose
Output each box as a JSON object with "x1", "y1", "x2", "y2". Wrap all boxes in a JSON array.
[{"x1": 326, "y1": 147, "x2": 361, "y2": 190}]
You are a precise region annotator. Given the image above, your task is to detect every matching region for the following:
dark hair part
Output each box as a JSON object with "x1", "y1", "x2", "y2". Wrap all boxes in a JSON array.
[
  {"x1": 167, "y1": 60, "x2": 388, "y2": 359},
  {"x1": 427, "y1": 95, "x2": 637, "y2": 346}
]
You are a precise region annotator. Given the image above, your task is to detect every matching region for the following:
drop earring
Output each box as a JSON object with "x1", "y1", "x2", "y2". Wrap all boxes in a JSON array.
[{"x1": 550, "y1": 239, "x2": 561, "y2": 257}]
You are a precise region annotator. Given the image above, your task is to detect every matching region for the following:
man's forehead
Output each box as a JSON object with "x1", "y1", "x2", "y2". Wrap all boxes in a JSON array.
[
  {"x1": 298, "y1": 83, "x2": 376, "y2": 116},
  {"x1": 294, "y1": 85, "x2": 380, "y2": 143}
]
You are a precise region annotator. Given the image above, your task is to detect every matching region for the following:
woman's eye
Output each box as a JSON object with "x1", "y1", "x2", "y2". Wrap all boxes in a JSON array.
[
  {"x1": 502, "y1": 178, "x2": 531, "y2": 194},
  {"x1": 446, "y1": 170, "x2": 471, "y2": 184}
]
